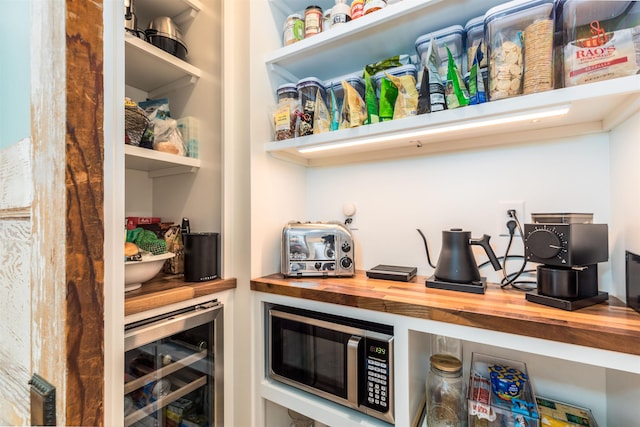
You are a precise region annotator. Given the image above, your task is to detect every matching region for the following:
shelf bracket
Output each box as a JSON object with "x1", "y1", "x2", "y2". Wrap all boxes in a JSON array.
[
  {"x1": 266, "y1": 63, "x2": 300, "y2": 87},
  {"x1": 149, "y1": 75, "x2": 199, "y2": 98}
]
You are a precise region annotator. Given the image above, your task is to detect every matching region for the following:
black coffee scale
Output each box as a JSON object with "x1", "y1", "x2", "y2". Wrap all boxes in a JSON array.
[{"x1": 523, "y1": 213, "x2": 609, "y2": 311}]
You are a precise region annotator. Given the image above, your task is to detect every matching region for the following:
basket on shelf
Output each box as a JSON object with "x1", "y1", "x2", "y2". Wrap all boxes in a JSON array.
[{"x1": 125, "y1": 98, "x2": 150, "y2": 146}]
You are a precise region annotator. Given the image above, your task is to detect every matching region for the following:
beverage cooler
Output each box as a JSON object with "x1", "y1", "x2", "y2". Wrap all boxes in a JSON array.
[{"x1": 124, "y1": 300, "x2": 224, "y2": 427}]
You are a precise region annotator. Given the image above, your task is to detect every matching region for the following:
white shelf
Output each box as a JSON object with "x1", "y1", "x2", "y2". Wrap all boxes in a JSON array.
[
  {"x1": 136, "y1": 0, "x2": 202, "y2": 18},
  {"x1": 265, "y1": 0, "x2": 506, "y2": 85},
  {"x1": 125, "y1": 144, "x2": 200, "y2": 177},
  {"x1": 125, "y1": 33, "x2": 201, "y2": 97},
  {"x1": 264, "y1": 75, "x2": 640, "y2": 167}
]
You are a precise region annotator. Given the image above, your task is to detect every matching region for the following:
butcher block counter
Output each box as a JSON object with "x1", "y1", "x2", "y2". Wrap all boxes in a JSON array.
[
  {"x1": 251, "y1": 271, "x2": 640, "y2": 356},
  {"x1": 125, "y1": 274, "x2": 237, "y2": 316}
]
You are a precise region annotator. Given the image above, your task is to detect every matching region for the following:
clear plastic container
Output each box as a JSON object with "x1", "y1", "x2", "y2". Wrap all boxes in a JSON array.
[
  {"x1": 372, "y1": 64, "x2": 418, "y2": 121},
  {"x1": 464, "y1": 15, "x2": 486, "y2": 73},
  {"x1": 415, "y1": 25, "x2": 465, "y2": 81},
  {"x1": 325, "y1": 74, "x2": 365, "y2": 114},
  {"x1": 296, "y1": 77, "x2": 326, "y2": 136},
  {"x1": 372, "y1": 64, "x2": 418, "y2": 96},
  {"x1": 485, "y1": 0, "x2": 556, "y2": 101},
  {"x1": 559, "y1": 0, "x2": 640, "y2": 87},
  {"x1": 468, "y1": 353, "x2": 540, "y2": 427}
]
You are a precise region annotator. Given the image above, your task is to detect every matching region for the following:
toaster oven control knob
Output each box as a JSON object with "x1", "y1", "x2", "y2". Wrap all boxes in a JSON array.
[
  {"x1": 340, "y1": 257, "x2": 353, "y2": 269},
  {"x1": 526, "y1": 227, "x2": 563, "y2": 259},
  {"x1": 341, "y1": 242, "x2": 352, "y2": 253}
]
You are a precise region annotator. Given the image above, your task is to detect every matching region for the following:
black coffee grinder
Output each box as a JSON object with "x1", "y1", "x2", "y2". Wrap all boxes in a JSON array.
[{"x1": 524, "y1": 213, "x2": 609, "y2": 310}]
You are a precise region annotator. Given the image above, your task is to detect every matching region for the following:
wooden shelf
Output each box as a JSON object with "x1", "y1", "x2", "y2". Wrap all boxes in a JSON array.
[
  {"x1": 264, "y1": 75, "x2": 640, "y2": 167},
  {"x1": 251, "y1": 271, "x2": 640, "y2": 358},
  {"x1": 124, "y1": 144, "x2": 200, "y2": 177},
  {"x1": 124, "y1": 274, "x2": 237, "y2": 317}
]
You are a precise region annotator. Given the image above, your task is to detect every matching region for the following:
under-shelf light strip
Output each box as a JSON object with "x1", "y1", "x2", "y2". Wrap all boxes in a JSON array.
[{"x1": 297, "y1": 104, "x2": 571, "y2": 154}]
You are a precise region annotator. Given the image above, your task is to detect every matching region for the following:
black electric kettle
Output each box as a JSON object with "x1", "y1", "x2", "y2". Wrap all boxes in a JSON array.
[{"x1": 418, "y1": 228, "x2": 502, "y2": 284}]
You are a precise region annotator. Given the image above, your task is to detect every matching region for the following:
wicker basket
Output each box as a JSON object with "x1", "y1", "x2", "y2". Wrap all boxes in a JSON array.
[{"x1": 125, "y1": 98, "x2": 150, "y2": 146}]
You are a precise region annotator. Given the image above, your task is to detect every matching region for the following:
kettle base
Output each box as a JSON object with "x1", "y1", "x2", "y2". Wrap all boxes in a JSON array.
[{"x1": 426, "y1": 276, "x2": 486, "y2": 294}]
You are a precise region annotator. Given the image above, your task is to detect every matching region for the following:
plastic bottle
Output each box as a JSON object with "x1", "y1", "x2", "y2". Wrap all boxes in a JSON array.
[{"x1": 350, "y1": 0, "x2": 365, "y2": 20}]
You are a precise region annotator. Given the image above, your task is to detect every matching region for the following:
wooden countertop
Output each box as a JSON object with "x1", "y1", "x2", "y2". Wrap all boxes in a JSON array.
[
  {"x1": 125, "y1": 274, "x2": 237, "y2": 316},
  {"x1": 251, "y1": 271, "x2": 640, "y2": 356}
]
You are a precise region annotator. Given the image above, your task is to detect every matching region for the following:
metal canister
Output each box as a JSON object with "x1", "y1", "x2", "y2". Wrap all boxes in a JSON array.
[
  {"x1": 304, "y1": 5, "x2": 323, "y2": 38},
  {"x1": 283, "y1": 13, "x2": 304, "y2": 46}
]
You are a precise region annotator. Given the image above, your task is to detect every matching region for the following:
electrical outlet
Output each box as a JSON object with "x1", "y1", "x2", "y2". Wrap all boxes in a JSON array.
[{"x1": 497, "y1": 201, "x2": 525, "y2": 237}]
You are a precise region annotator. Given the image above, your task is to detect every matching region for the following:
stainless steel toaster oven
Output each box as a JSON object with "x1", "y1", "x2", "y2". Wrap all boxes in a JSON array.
[{"x1": 281, "y1": 221, "x2": 354, "y2": 277}]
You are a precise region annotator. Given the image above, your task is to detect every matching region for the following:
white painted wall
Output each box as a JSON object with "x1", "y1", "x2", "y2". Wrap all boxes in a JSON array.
[
  {"x1": 304, "y1": 134, "x2": 614, "y2": 292},
  {"x1": 609, "y1": 109, "x2": 640, "y2": 298}
]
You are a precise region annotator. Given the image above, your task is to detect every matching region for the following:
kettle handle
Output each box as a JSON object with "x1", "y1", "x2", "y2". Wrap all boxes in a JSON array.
[{"x1": 470, "y1": 234, "x2": 502, "y2": 271}]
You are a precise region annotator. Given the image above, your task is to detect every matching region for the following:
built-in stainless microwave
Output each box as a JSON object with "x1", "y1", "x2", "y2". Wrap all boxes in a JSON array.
[{"x1": 266, "y1": 304, "x2": 394, "y2": 424}]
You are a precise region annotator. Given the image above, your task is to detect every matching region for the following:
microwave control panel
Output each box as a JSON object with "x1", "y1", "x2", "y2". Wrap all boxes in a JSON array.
[{"x1": 364, "y1": 338, "x2": 391, "y2": 413}]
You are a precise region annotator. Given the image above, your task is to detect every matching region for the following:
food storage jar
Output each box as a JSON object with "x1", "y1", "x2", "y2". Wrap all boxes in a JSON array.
[
  {"x1": 415, "y1": 25, "x2": 465, "y2": 82},
  {"x1": 283, "y1": 14, "x2": 304, "y2": 46},
  {"x1": 326, "y1": 75, "x2": 365, "y2": 115},
  {"x1": 296, "y1": 77, "x2": 326, "y2": 136},
  {"x1": 485, "y1": 0, "x2": 556, "y2": 100},
  {"x1": 464, "y1": 15, "x2": 486, "y2": 73},
  {"x1": 372, "y1": 64, "x2": 417, "y2": 121},
  {"x1": 558, "y1": 0, "x2": 640, "y2": 87},
  {"x1": 426, "y1": 354, "x2": 465, "y2": 427},
  {"x1": 304, "y1": 5, "x2": 323, "y2": 37}
]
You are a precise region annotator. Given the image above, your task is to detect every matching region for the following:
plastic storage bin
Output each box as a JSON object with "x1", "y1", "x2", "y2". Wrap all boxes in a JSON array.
[
  {"x1": 415, "y1": 25, "x2": 465, "y2": 81},
  {"x1": 558, "y1": 0, "x2": 640, "y2": 87},
  {"x1": 372, "y1": 64, "x2": 417, "y2": 121},
  {"x1": 325, "y1": 74, "x2": 365, "y2": 115},
  {"x1": 468, "y1": 353, "x2": 540, "y2": 427},
  {"x1": 485, "y1": 0, "x2": 556, "y2": 100},
  {"x1": 464, "y1": 15, "x2": 487, "y2": 73},
  {"x1": 296, "y1": 77, "x2": 326, "y2": 136}
]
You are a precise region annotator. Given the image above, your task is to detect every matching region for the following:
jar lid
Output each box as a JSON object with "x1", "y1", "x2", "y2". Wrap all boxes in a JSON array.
[
  {"x1": 464, "y1": 15, "x2": 484, "y2": 31},
  {"x1": 297, "y1": 77, "x2": 326, "y2": 89},
  {"x1": 305, "y1": 5, "x2": 323, "y2": 11},
  {"x1": 415, "y1": 24, "x2": 465, "y2": 51},
  {"x1": 430, "y1": 354, "x2": 462, "y2": 373},
  {"x1": 484, "y1": 0, "x2": 554, "y2": 24}
]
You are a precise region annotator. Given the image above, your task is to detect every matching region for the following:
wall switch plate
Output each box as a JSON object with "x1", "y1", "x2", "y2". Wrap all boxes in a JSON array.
[{"x1": 497, "y1": 200, "x2": 525, "y2": 237}]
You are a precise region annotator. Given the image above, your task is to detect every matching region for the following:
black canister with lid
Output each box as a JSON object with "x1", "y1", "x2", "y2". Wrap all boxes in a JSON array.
[
  {"x1": 426, "y1": 354, "x2": 466, "y2": 427},
  {"x1": 296, "y1": 77, "x2": 325, "y2": 136}
]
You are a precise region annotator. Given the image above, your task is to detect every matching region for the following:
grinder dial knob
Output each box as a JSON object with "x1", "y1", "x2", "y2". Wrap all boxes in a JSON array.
[{"x1": 526, "y1": 227, "x2": 564, "y2": 260}]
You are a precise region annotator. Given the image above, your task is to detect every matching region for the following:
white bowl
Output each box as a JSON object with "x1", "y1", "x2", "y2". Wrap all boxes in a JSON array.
[{"x1": 125, "y1": 252, "x2": 175, "y2": 292}]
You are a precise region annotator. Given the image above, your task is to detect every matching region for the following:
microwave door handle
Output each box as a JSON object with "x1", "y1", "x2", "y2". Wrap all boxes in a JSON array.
[{"x1": 347, "y1": 335, "x2": 361, "y2": 405}]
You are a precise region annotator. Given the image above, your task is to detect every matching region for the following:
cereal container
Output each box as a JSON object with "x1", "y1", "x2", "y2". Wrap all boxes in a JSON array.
[
  {"x1": 485, "y1": 0, "x2": 556, "y2": 100},
  {"x1": 415, "y1": 25, "x2": 466, "y2": 82},
  {"x1": 558, "y1": 0, "x2": 640, "y2": 87},
  {"x1": 464, "y1": 15, "x2": 487, "y2": 73}
]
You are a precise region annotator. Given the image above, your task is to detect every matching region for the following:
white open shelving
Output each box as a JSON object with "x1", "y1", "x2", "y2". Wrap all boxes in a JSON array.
[
  {"x1": 265, "y1": 75, "x2": 640, "y2": 166},
  {"x1": 124, "y1": 144, "x2": 200, "y2": 178},
  {"x1": 263, "y1": 0, "x2": 640, "y2": 167}
]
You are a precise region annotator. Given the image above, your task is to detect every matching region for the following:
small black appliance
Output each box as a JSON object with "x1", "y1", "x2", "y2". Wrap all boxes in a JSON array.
[
  {"x1": 625, "y1": 250, "x2": 640, "y2": 314},
  {"x1": 418, "y1": 228, "x2": 502, "y2": 294},
  {"x1": 524, "y1": 213, "x2": 609, "y2": 310},
  {"x1": 184, "y1": 232, "x2": 219, "y2": 282}
]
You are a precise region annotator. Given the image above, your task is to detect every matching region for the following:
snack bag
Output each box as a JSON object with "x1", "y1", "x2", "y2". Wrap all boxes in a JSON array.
[
  {"x1": 328, "y1": 84, "x2": 340, "y2": 131},
  {"x1": 468, "y1": 41, "x2": 487, "y2": 105},
  {"x1": 313, "y1": 88, "x2": 330, "y2": 134},
  {"x1": 340, "y1": 80, "x2": 367, "y2": 128},
  {"x1": 445, "y1": 46, "x2": 469, "y2": 109},
  {"x1": 363, "y1": 69, "x2": 379, "y2": 125},
  {"x1": 386, "y1": 72, "x2": 418, "y2": 119},
  {"x1": 378, "y1": 77, "x2": 398, "y2": 121},
  {"x1": 417, "y1": 39, "x2": 446, "y2": 113}
]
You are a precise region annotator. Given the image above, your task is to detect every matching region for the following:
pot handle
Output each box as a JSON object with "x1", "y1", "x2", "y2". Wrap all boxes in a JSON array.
[{"x1": 470, "y1": 234, "x2": 502, "y2": 271}]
